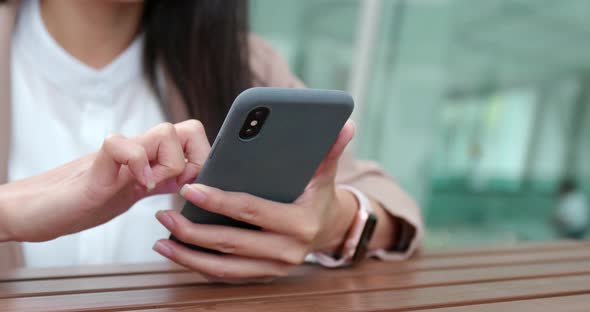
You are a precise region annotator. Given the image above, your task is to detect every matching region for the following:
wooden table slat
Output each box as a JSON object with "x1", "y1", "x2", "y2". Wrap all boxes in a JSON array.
[
  {"x1": 156, "y1": 294, "x2": 590, "y2": 312},
  {"x1": 417, "y1": 294, "x2": 590, "y2": 312},
  {"x1": 143, "y1": 275, "x2": 590, "y2": 312},
  {"x1": 3, "y1": 273, "x2": 590, "y2": 312},
  {"x1": 0, "y1": 262, "x2": 184, "y2": 283}
]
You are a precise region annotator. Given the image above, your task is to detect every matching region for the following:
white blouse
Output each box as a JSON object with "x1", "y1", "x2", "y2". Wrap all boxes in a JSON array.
[{"x1": 8, "y1": 0, "x2": 173, "y2": 267}]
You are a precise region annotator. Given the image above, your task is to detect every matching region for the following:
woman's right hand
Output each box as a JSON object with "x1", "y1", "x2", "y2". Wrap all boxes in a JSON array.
[{"x1": 0, "y1": 120, "x2": 210, "y2": 243}]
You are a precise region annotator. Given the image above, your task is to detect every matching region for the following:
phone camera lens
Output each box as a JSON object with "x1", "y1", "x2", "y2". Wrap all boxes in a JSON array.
[{"x1": 239, "y1": 107, "x2": 270, "y2": 140}]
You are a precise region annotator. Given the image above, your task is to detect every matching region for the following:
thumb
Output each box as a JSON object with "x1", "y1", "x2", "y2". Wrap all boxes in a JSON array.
[{"x1": 308, "y1": 119, "x2": 355, "y2": 188}]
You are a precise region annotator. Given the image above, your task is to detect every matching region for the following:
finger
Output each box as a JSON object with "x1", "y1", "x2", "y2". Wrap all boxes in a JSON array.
[
  {"x1": 156, "y1": 210, "x2": 308, "y2": 265},
  {"x1": 136, "y1": 123, "x2": 186, "y2": 185},
  {"x1": 309, "y1": 120, "x2": 355, "y2": 187},
  {"x1": 92, "y1": 134, "x2": 153, "y2": 189},
  {"x1": 152, "y1": 239, "x2": 290, "y2": 280},
  {"x1": 179, "y1": 184, "x2": 320, "y2": 243},
  {"x1": 173, "y1": 120, "x2": 211, "y2": 185}
]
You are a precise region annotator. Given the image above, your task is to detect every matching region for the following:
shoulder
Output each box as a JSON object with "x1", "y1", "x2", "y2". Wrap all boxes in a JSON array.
[{"x1": 247, "y1": 33, "x2": 305, "y2": 88}]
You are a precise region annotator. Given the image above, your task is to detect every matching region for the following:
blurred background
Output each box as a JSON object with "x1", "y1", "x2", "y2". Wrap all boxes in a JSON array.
[{"x1": 250, "y1": 0, "x2": 590, "y2": 249}]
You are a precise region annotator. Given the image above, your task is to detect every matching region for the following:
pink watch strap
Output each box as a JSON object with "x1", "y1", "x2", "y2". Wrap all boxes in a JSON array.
[{"x1": 312, "y1": 185, "x2": 374, "y2": 268}]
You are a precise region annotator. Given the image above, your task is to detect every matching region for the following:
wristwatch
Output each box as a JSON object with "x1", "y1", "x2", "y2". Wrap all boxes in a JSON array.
[{"x1": 312, "y1": 185, "x2": 377, "y2": 267}]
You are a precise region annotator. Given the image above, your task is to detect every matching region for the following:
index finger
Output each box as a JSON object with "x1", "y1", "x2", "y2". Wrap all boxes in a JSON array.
[
  {"x1": 174, "y1": 120, "x2": 211, "y2": 185},
  {"x1": 180, "y1": 184, "x2": 318, "y2": 243}
]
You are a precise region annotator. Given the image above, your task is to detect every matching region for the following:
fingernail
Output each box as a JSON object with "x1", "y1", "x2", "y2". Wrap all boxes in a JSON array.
[
  {"x1": 144, "y1": 165, "x2": 156, "y2": 191},
  {"x1": 156, "y1": 210, "x2": 175, "y2": 230},
  {"x1": 179, "y1": 184, "x2": 190, "y2": 197},
  {"x1": 179, "y1": 184, "x2": 207, "y2": 204},
  {"x1": 153, "y1": 241, "x2": 173, "y2": 257}
]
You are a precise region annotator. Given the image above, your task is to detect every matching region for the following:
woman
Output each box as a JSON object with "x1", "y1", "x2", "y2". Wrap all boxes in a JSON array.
[{"x1": 0, "y1": 0, "x2": 423, "y2": 281}]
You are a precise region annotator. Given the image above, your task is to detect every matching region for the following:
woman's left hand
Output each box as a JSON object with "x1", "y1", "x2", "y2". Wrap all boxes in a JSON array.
[{"x1": 153, "y1": 120, "x2": 357, "y2": 283}]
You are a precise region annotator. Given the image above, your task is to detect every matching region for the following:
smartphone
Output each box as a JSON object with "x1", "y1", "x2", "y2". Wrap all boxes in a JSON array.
[{"x1": 171, "y1": 87, "x2": 354, "y2": 252}]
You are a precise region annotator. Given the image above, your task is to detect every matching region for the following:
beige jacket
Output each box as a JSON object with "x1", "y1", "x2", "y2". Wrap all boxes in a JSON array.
[{"x1": 0, "y1": 0, "x2": 423, "y2": 270}]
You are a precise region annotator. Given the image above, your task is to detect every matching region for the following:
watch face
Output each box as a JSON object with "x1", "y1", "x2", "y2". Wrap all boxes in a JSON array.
[{"x1": 352, "y1": 213, "x2": 377, "y2": 264}]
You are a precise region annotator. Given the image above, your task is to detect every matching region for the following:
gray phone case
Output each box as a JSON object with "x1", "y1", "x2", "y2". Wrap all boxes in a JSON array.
[{"x1": 172, "y1": 87, "x2": 354, "y2": 252}]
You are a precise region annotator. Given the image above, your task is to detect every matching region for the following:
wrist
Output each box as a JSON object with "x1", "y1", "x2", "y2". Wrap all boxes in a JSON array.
[{"x1": 319, "y1": 187, "x2": 358, "y2": 254}]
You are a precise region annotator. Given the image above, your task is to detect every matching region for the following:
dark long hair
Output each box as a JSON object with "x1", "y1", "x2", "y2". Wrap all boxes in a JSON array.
[{"x1": 142, "y1": 0, "x2": 252, "y2": 142}]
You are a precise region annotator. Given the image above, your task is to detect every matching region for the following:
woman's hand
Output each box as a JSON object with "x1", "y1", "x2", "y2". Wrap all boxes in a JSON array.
[
  {"x1": 0, "y1": 120, "x2": 210, "y2": 242},
  {"x1": 153, "y1": 120, "x2": 358, "y2": 283}
]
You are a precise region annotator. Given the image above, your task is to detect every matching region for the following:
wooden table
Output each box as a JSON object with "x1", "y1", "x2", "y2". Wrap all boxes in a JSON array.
[{"x1": 1, "y1": 241, "x2": 589, "y2": 311}]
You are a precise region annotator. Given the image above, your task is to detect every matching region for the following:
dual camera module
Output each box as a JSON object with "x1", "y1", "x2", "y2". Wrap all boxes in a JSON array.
[{"x1": 239, "y1": 107, "x2": 270, "y2": 140}]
